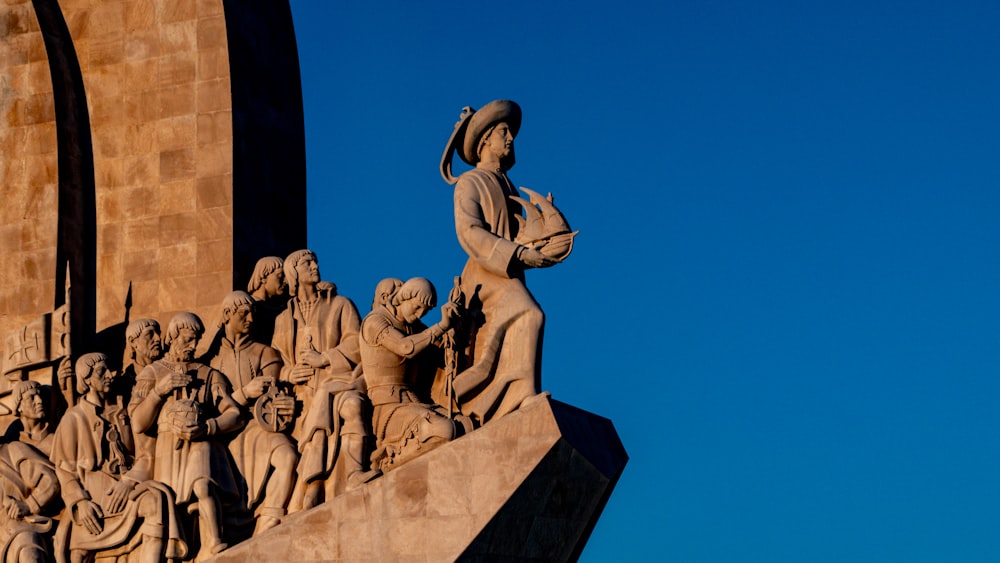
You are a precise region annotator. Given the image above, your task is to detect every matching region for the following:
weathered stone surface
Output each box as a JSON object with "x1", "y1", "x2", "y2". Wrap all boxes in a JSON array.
[
  {"x1": 0, "y1": 0, "x2": 306, "y2": 379},
  {"x1": 211, "y1": 396, "x2": 627, "y2": 562}
]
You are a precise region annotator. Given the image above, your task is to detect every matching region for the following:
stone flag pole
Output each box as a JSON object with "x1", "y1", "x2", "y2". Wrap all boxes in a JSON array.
[{"x1": 0, "y1": 2, "x2": 626, "y2": 561}]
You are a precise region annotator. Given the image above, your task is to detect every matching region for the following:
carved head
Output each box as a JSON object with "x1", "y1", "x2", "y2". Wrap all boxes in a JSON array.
[
  {"x1": 248, "y1": 256, "x2": 286, "y2": 299},
  {"x1": 392, "y1": 277, "x2": 437, "y2": 324},
  {"x1": 11, "y1": 380, "x2": 45, "y2": 421},
  {"x1": 462, "y1": 100, "x2": 521, "y2": 168},
  {"x1": 284, "y1": 249, "x2": 320, "y2": 297},
  {"x1": 75, "y1": 352, "x2": 111, "y2": 396},
  {"x1": 372, "y1": 277, "x2": 403, "y2": 310},
  {"x1": 126, "y1": 318, "x2": 162, "y2": 366},
  {"x1": 221, "y1": 291, "x2": 256, "y2": 337},
  {"x1": 164, "y1": 313, "x2": 205, "y2": 361}
]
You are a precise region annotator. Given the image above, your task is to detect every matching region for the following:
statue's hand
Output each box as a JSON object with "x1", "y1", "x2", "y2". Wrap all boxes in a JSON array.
[
  {"x1": 519, "y1": 247, "x2": 558, "y2": 269},
  {"x1": 243, "y1": 376, "x2": 272, "y2": 400},
  {"x1": 73, "y1": 499, "x2": 104, "y2": 535},
  {"x1": 154, "y1": 373, "x2": 191, "y2": 397},
  {"x1": 57, "y1": 357, "x2": 74, "y2": 390},
  {"x1": 439, "y1": 302, "x2": 460, "y2": 330},
  {"x1": 177, "y1": 421, "x2": 207, "y2": 441},
  {"x1": 273, "y1": 395, "x2": 296, "y2": 417},
  {"x1": 5, "y1": 496, "x2": 28, "y2": 519},
  {"x1": 288, "y1": 364, "x2": 314, "y2": 385},
  {"x1": 105, "y1": 479, "x2": 136, "y2": 514},
  {"x1": 298, "y1": 350, "x2": 330, "y2": 369}
]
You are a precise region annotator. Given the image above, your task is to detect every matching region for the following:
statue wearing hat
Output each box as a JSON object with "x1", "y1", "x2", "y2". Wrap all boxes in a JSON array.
[{"x1": 439, "y1": 100, "x2": 576, "y2": 426}]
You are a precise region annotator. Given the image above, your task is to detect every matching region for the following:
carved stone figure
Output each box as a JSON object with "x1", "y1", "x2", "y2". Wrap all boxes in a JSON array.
[
  {"x1": 440, "y1": 100, "x2": 572, "y2": 425},
  {"x1": 130, "y1": 314, "x2": 242, "y2": 559},
  {"x1": 3, "y1": 380, "x2": 54, "y2": 457},
  {"x1": 51, "y1": 353, "x2": 186, "y2": 563},
  {"x1": 0, "y1": 434, "x2": 59, "y2": 563},
  {"x1": 205, "y1": 291, "x2": 297, "y2": 535},
  {"x1": 361, "y1": 278, "x2": 456, "y2": 472},
  {"x1": 271, "y1": 250, "x2": 371, "y2": 510},
  {"x1": 247, "y1": 257, "x2": 289, "y2": 345},
  {"x1": 123, "y1": 319, "x2": 164, "y2": 391}
]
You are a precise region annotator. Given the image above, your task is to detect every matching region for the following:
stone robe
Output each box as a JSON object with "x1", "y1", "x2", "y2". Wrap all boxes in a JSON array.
[
  {"x1": 0, "y1": 441, "x2": 58, "y2": 562},
  {"x1": 50, "y1": 399, "x2": 186, "y2": 558},
  {"x1": 208, "y1": 337, "x2": 295, "y2": 508},
  {"x1": 271, "y1": 286, "x2": 363, "y2": 440},
  {"x1": 272, "y1": 287, "x2": 367, "y2": 494},
  {"x1": 132, "y1": 360, "x2": 241, "y2": 504},
  {"x1": 451, "y1": 166, "x2": 544, "y2": 423}
]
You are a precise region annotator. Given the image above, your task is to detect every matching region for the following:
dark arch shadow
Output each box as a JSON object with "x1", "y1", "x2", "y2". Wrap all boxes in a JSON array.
[{"x1": 30, "y1": 0, "x2": 97, "y2": 356}]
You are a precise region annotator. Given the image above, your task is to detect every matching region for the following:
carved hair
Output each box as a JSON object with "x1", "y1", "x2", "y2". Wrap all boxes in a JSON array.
[
  {"x1": 125, "y1": 318, "x2": 161, "y2": 361},
  {"x1": 248, "y1": 256, "x2": 283, "y2": 294},
  {"x1": 284, "y1": 249, "x2": 317, "y2": 297},
  {"x1": 10, "y1": 380, "x2": 41, "y2": 416},
  {"x1": 372, "y1": 277, "x2": 403, "y2": 310},
  {"x1": 391, "y1": 277, "x2": 437, "y2": 309},
  {"x1": 476, "y1": 124, "x2": 496, "y2": 158},
  {"x1": 164, "y1": 312, "x2": 205, "y2": 346},
  {"x1": 126, "y1": 318, "x2": 160, "y2": 343},
  {"x1": 75, "y1": 352, "x2": 109, "y2": 394},
  {"x1": 221, "y1": 291, "x2": 255, "y2": 325}
]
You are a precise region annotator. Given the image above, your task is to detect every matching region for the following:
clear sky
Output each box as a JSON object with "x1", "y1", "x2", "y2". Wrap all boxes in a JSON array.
[{"x1": 288, "y1": 2, "x2": 1000, "y2": 561}]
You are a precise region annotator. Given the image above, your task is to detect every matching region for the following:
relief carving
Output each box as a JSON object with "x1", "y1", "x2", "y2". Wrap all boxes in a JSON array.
[
  {"x1": 361, "y1": 278, "x2": 457, "y2": 473},
  {"x1": 0, "y1": 379, "x2": 61, "y2": 563},
  {"x1": 440, "y1": 100, "x2": 572, "y2": 426},
  {"x1": 52, "y1": 353, "x2": 187, "y2": 562},
  {"x1": 270, "y1": 250, "x2": 376, "y2": 512},
  {"x1": 0, "y1": 89, "x2": 582, "y2": 559},
  {"x1": 129, "y1": 317, "x2": 242, "y2": 559},
  {"x1": 204, "y1": 291, "x2": 297, "y2": 535}
]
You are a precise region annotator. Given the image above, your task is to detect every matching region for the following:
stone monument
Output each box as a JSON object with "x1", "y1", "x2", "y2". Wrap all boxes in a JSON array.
[{"x1": 0, "y1": 2, "x2": 625, "y2": 561}]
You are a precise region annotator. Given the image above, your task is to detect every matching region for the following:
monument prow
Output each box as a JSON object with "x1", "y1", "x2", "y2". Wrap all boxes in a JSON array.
[{"x1": 210, "y1": 396, "x2": 628, "y2": 562}]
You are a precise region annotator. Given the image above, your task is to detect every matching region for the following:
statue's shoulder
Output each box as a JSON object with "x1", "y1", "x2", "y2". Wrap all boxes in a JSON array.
[
  {"x1": 324, "y1": 289, "x2": 359, "y2": 317},
  {"x1": 4, "y1": 439, "x2": 50, "y2": 465},
  {"x1": 457, "y1": 167, "x2": 494, "y2": 188},
  {"x1": 361, "y1": 308, "x2": 394, "y2": 343}
]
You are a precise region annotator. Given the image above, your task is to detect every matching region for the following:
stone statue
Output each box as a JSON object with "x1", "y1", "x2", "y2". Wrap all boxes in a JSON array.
[
  {"x1": 361, "y1": 278, "x2": 456, "y2": 472},
  {"x1": 0, "y1": 425, "x2": 59, "y2": 563},
  {"x1": 51, "y1": 353, "x2": 186, "y2": 563},
  {"x1": 121, "y1": 318, "x2": 164, "y2": 448},
  {"x1": 270, "y1": 249, "x2": 372, "y2": 510},
  {"x1": 371, "y1": 277, "x2": 403, "y2": 311},
  {"x1": 129, "y1": 314, "x2": 242, "y2": 559},
  {"x1": 205, "y1": 291, "x2": 297, "y2": 535},
  {"x1": 2, "y1": 380, "x2": 54, "y2": 457},
  {"x1": 439, "y1": 100, "x2": 573, "y2": 425},
  {"x1": 247, "y1": 256, "x2": 289, "y2": 345},
  {"x1": 123, "y1": 319, "x2": 164, "y2": 387}
]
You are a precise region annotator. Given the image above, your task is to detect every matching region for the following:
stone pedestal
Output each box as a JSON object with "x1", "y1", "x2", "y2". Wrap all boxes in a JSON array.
[{"x1": 211, "y1": 396, "x2": 628, "y2": 562}]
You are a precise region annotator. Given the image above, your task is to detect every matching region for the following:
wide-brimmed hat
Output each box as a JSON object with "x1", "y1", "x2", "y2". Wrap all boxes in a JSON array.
[
  {"x1": 441, "y1": 100, "x2": 521, "y2": 184},
  {"x1": 461, "y1": 100, "x2": 521, "y2": 165}
]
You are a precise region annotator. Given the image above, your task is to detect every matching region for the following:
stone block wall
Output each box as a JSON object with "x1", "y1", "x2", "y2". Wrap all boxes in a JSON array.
[{"x1": 0, "y1": 0, "x2": 305, "y2": 372}]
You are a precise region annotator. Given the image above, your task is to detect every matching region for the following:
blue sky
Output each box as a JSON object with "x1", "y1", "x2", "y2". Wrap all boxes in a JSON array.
[{"x1": 289, "y1": 2, "x2": 1000, "y2": 560}]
